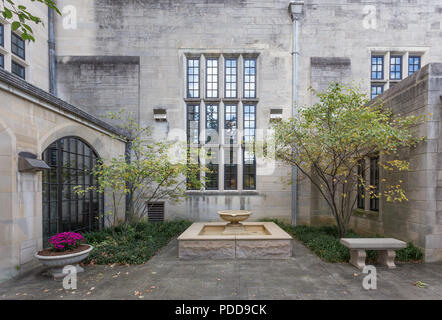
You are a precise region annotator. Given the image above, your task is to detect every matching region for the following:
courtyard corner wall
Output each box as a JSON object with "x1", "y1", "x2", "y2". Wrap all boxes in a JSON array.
[
  {"x1": 0, "y1": 69, "x2": 126, "y2": 281},
  {"x1": 349, "y1": 64, "x2": 442, "y2": 262}
]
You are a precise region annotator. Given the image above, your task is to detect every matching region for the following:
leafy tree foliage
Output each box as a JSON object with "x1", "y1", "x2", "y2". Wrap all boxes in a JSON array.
[
  {"x1": 1, "y1": 0, "x2": 60, "y2": 41},
  {"x1": 272, "y1": 83, "x2": 424, "y2": 236}
]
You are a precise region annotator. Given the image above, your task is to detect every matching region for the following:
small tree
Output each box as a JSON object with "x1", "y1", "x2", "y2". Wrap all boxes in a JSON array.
[
  {"x1": 272, "y1": 83, "x2": 424, "y2": 237},
  {"x1": 75, "y1": 111, "x2": 202, "y2": 228}
]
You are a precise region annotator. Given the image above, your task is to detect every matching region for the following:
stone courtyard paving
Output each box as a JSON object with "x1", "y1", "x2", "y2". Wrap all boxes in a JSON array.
[{"x1": 0, "y1": 239, "x2": 441, "y2": 300}]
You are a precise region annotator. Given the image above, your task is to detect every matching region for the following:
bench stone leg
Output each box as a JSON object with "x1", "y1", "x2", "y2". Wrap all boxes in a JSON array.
[
  {"x1": 377, "y1": 250, "x2": 396, "y2": 269},
  {"x1": 349, "y1": 249, "x2": 366, "y2": 270}
]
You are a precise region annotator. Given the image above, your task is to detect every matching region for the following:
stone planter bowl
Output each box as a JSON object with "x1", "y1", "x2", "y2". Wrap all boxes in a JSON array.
[
  {"x1": 218, "y1": 210, "x2": 252, "y2": 225},
  {"x1": 35, "y1": 245, "x2": 93, "y2": 278}
]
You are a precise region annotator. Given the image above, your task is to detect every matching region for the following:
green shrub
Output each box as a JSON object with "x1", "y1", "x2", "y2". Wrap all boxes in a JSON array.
[
  {"x1": 82, "y1": 220, "x2": 192, "y2": 265},
  {"x1": 263, "y1": 219, "x2": 423, "y2": 263}
]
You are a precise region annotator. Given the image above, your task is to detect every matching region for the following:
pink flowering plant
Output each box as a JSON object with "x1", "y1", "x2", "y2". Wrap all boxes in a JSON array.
[{"x1": 48, "y1": 232, "x2": 85, "y2": 252}]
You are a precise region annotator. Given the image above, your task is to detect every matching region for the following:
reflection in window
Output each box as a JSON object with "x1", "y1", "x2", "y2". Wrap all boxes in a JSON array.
[
  {"x1": 206, "y1": 58, "x2": 218, "y2": 98},
  {"x1": 11, "y1": 32, "x2": 25, "y2": 59},
  {"x1": 369, "y1": 156, "x2": 379, "y2": 211},
  {"x1": 225, "y1": 58, "x2": 237, "y2": 98},
  {"x1": 205, "y1": 104, "x2": 218, "y2": 144},
  {"x1": 205, "y1": 147, "x2": 219, "y2": 190},
  {"x1": 187, "y1": 58, "x2": 199, "y2": 98},
  {"x1": 408, "y1": 56, "x2": 421, "y2": 76},
  {"x1": 224, "y1": 105, "x2": 237, "y2": 144},
  {"x1": 42, "y1": 137, "x2": 104, "y2": 246},
  {"x1": 244, "y1": 58, "x2": 256, "y2": 98},
  {"x1": 243, "y1": 105, "x2": 256, "y2": 190},
  {"x1": 187, "y1": 105, "x2": 199, "y2": 144},
  {"x1": 390, "y1": 56, "x2": 402, "y2": 80},
  {"x1": 0, "y1": 54, "x2": 3, "y2": 69},
  {"x1": 371, "y1": 56, "x2": 384, "y2": 80},
  {"x1": 371, "y1": 84, "x2": 383, "y2": 99},
  {"x1": 224, "y1": 147, "x2": 237, "y2": 190},
  {"x1": 0, "y1": 23, "x2": 4, "y2": 47}
]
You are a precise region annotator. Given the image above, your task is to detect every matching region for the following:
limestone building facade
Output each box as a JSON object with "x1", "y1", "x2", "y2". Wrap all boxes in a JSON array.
[{"x1": 1, "y1": 0, "x2": 442, "y2": 280}]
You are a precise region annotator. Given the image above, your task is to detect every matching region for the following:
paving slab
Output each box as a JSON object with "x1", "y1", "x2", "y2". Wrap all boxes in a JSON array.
[{"x1": 0, "y1": 239, "x2": 440, "y2": 300}]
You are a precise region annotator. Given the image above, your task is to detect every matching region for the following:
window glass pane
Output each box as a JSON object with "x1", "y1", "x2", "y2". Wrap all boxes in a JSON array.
[
  {"x1": 225, "y1": 58, "x2": 237, "y2": 98},
  {"x1": 243, "y1": 58, "x2": 257, "y2": 98},
  {"x1": 0, "y1": 54, "x2": 3, "y2": 69},
  {"x1": 224, "y1": 105, "x2": 237, "y2": 144},
  {"x1": 371, "y1": 84, "x2": 383, "y2": 99},
  {"x1": 243, "y1": 105, "x2": 256, "y2": 190},
  {"x1": 390, "y1": 55, "x2": 402, "y2": 80},
  {"x1": 408, "y1": 56, "x2": 421, "y2": 76},
  {"x1": 187, "y1": 58, "x2": 199, "y2": 98},
  {"x1": 371, "y1": 56, "x2": 384, "y2": 80},
  {"x1": 369, "y1": 156, "x2": 379, "y2": 211},
  {"x1": 11, "y1": 61, "x2": 25, "y2": 79},
  {"x1": 205, "y1": 147, "x2": 219, "y2": 190},
  {"x1": 187, "y1": 105, "x2": 199, "y2": 144},
  {"x1": 11, "y1": 32, "x2": 25, "y2": 59},
  {"x1": 206, "y1": 58, "x2": 218, "y2": 98},
  {"x1": 0, "y1": 23, "x2": 3, "y2": 47},
  {"x1": 224, "y1": 147, "x2": 238, "y2": 190},
  {"x1": 357, "y1": 159, "x2": 365, "y2": 209},
  {"x1": 205, "y1": 104, "x2": 219, "y2": 144}
]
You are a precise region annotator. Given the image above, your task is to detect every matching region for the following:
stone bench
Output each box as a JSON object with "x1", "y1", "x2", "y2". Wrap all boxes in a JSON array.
[{"x1": 340, "y1": 238, "x2": 406, "y2": 269}]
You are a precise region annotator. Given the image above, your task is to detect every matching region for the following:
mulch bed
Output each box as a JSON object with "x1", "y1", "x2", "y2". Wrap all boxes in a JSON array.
[{"x1": 37, "y1": 244, "x2": 90, "y2": 256}]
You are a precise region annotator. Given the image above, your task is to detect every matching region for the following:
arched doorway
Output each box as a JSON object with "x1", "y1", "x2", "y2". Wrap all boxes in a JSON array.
[{"x1": 42, "y1": 136, "x2": 104, "y2": 245}]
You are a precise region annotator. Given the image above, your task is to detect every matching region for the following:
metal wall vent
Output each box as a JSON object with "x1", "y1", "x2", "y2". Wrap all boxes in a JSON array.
[{"x1": 147, "y1": 202, "x2": 165, "y2": 222}]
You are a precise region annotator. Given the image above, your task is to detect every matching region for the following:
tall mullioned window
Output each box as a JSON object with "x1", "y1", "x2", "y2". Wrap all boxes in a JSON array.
[
  {"x1": 206, "y1": 58, "x2": 218, "y2": 98},
  {"x1": 408, "y1": 56, "x2": 421, "y2": 76},
  {"x1": 243, "y1": 105, "x2": 256, "y2": 190},
  {"x1": 185, "y1": 54, "x2": 259, "y2": 191},
  {"x1": 187, "y1": 58, "x2": 199, "y2": 98},
  {"x1": 244, "y1": 58, "x2": 256, "y2": 98},
  {"x1": 390, "y1": 56, "x2": 402, "y2": 80},
  {"x1": 225, "y1": 58, "x2": 237, "y2": 98},
  {"x1": 371, "y1": 56, "x2": 384, "y2": 80},
  {"x1": 11, "y1": 32, "x2": 25, "y2": 60}
]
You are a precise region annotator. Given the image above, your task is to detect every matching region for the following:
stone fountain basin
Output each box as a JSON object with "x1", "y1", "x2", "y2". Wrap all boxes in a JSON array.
[
  {"x1": 218, "y1": 210, "x2": 251, "y2": 224},
  {"x1": 177, "y1": 222, "x2": 293, "y2": 259}
]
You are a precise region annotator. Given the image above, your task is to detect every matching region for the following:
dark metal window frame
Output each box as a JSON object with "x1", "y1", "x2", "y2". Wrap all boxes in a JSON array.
[
  {"x1": 369, "y1": 156, "x2": 379, "y2": 211},
  {"x1": 206, "y1": 57, "x2": 219, "y2": 98},
  {"x1": 408, "y1": 56, "x2": 421, "y2": 76},
  {"x1": 11, "y1": 60, "x2": 25, "y2": 79},
  {"x1": 42, "y1": 136, "x2": 104, "y2": 246},
  {"x1": 390, "y1": 55, "x2": 402, "y2": 80},
  {"x1": 11, "y1": 32, "x2": 25, "y2": 60},
  {"x1": 371, "y1": 55, "x2": 384, "y2": 80},
  {"x1": 224, "y1": 58, "x2": 238, "y2": 98},
  {"x1": 186, "y1": 57, "x2": 200, "y2": 98},
  {"x1": 243, "y1": 58, "x2": 257, "y2": 98},
  {"x1": 243, "y1": 104, "x2": 256, "y2": 190},
  {"x1": 371, "y1": 84, "x2": 384, "y2": 99},
  {"x1": 205, "y1": 147, "x2": 219, "y2": 190},
  {"x1": 0, "y1": 53, "x2": 4, "y2": 69},
  {"x1": 0, "y1": 23, "x2": 4, "y2": 47}
]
